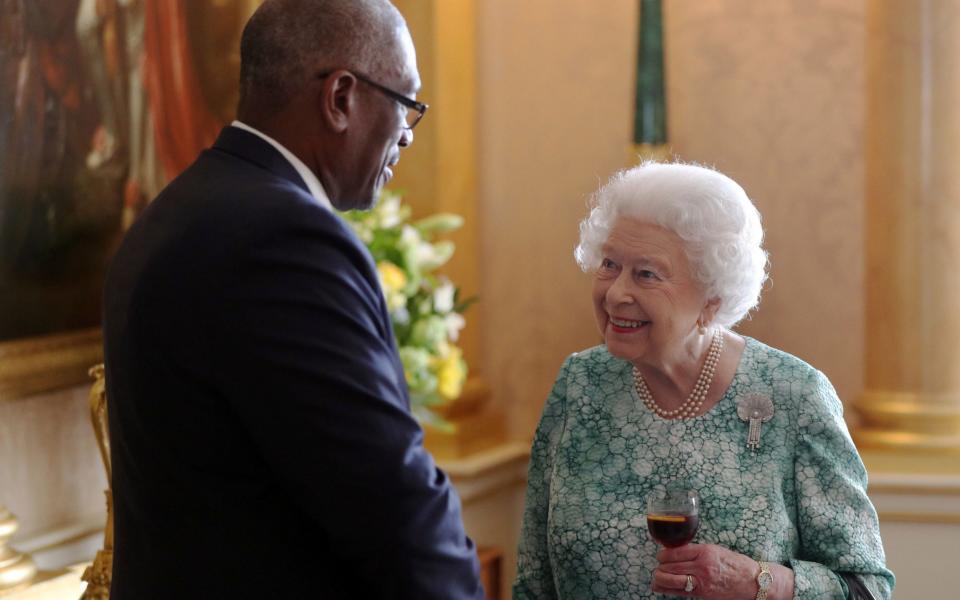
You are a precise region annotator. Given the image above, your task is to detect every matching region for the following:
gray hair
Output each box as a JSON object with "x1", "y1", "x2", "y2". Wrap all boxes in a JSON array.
[
  {"x1": 575, "y1": 162, "x2": 769, "y2": 328},
  {"x1": 239, "y1": 0, "x2": 404, "y2": 112}
]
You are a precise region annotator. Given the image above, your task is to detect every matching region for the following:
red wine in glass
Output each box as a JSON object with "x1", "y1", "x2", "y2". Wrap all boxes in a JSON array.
[
  {"x1": 646, "y1": 487, "x2": 700, "y2": 547},
  {"x1": 646, "y1": 513, "x2": 700, "y2": 547}
]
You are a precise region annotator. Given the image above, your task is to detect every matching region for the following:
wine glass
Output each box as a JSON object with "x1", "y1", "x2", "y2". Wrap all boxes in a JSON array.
[{"x1": 646, "y1": 486, "x2": 700, "y2": 547}]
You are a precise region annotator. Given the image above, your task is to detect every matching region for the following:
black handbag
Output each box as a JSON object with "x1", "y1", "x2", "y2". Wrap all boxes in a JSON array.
[{"x1": 838, "y1": 572, "x2": 878, "y2": 600}]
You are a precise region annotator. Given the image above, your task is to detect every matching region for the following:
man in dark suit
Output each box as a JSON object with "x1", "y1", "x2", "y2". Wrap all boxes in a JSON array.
[{"x1": 102, "y1": 1, "x2": 484, "y2": 597}]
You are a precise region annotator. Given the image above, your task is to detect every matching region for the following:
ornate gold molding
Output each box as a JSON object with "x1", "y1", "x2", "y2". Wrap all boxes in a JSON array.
[
  {"x1": 80, "y1": 366, "x2": 113, "y2": 600},
  {"x1": 877, "y1": 511, "x2": 960, "y2": 524},
  {"x1": 869, "y1": 482, "x2": 960, "y2": 496},
  {"x1": 861, "y1": 448, "x2": 960, "y2": 481},
  {"x1": 0, "y1": 329, "x2": 103, "y2": 401},
  {"x1": 854, "y1": 391, "x2": 960, "y2": 454}
]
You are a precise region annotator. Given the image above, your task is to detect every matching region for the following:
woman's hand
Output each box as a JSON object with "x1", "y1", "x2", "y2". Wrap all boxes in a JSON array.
[{"x1": 651, "y1": 543, "x2": 794, "y2": 599}]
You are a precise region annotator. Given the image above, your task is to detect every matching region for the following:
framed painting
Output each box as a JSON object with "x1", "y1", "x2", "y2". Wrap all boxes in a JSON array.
[{"x1": 0, "y1": 0, "x2": 258, "y2": 399}]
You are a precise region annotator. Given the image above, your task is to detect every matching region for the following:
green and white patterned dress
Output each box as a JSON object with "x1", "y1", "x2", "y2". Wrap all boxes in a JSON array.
[{"x1": 513, "y1": 337, "x2": 894, "y2": 600}]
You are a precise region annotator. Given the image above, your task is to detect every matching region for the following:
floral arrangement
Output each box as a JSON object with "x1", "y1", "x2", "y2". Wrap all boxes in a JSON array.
[{"x1": 340, "y1": 191, "x2": 472, "y2": 430}]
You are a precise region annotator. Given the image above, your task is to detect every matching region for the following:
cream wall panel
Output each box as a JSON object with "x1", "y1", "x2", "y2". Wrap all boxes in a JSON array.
[
  {"x1": 477, "y1": 0, "x2": 638, "y2": 440},
  {"x1": 0, "y1": 386, "x2": 106, "y2": 541},
  {"x1": 665, "y1": 0, "x2": 866, "y2": 411},
  {"x1": 878, "y1": 521, "x2": 957, "y2": 600},
  {"x1": 868, "y1": 473, "x2": 960, "y2": 598}
]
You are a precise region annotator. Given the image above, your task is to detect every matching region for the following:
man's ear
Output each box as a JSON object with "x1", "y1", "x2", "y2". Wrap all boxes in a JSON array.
[{"x1": 318, "y1": 71, "x2": 358, "y2": 133}]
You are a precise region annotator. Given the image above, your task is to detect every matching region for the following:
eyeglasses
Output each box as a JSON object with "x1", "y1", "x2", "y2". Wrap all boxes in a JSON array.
[{"x1": 317, "y1": 70, "x2": 429, "y2": 130}]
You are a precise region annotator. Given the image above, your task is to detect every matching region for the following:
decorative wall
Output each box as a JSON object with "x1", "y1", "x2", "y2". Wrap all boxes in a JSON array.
[
  {"x1": 666, "y1": 0, "x2": 866, "y2": 415},
  {"x1": 477, "y1": 0, "x2": 638, "y2": 440},
  {"x1": 0, "y1": 385, "x2": 105, "y2": 540}
]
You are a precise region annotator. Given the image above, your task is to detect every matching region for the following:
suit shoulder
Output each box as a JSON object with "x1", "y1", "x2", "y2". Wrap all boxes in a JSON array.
[{"x1": 159, "y1": 154, "x2": 362, "y2": 252}]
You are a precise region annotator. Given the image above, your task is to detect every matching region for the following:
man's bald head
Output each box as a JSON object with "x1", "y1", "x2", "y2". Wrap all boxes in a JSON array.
[{"x1": 238, "y1": 0, "x2": 407, "y2": 114}]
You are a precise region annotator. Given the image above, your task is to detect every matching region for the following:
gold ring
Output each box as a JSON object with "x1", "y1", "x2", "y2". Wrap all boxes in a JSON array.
[{"x1": 685, "y1": 574, "x2": 695, "y2": 592}]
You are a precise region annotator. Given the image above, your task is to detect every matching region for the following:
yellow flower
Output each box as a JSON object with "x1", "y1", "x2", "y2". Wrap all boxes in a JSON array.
[
  {"x1": 435, "y1": 345, "x2": 467, "y2": 400},
  {"x1": 377, "y1": 261, "x2": 407, "y2": 293},
  {"x1": 377, "y1": 261, "x2": 409, "y2": 312}
]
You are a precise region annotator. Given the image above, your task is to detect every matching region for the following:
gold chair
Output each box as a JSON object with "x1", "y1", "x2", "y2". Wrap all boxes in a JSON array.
[{"x1": 80, "y1": 365, "x2": 112, "y2": 600}]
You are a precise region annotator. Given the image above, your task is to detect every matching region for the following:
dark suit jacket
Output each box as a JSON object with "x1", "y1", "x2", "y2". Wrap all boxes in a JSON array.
[{"x1": 103, "y1": 126, "x2": 484, "y2": 599}]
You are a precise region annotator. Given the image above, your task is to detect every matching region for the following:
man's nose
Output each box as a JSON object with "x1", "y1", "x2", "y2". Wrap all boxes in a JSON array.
[{"x1": 399, "y1": 127, "x2": 413, "y2": 147}]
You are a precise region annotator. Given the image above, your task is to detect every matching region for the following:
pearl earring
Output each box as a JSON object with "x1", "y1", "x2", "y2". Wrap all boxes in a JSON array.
[{"x1": 698, "y1": 321, "x2": 707, "y2": 335}]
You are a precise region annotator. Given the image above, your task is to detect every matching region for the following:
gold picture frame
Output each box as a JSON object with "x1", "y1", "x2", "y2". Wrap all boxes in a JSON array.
[{"x1": 0, "y1": 328, "x2": 103, "y2": 400}]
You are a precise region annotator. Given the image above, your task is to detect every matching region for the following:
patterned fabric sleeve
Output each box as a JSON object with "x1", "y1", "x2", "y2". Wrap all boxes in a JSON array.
[
  {"x1": 790, "y1": 369, "x2": 895, "y2": 600},
  {"x1": 513, "y1": 355, "x2": 575, "y2": 600}
]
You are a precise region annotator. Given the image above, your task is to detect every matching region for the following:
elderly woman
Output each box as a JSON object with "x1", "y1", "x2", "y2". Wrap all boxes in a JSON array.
[{"x1": 513, "y1": 163, "x2": 894, "y2": 600}]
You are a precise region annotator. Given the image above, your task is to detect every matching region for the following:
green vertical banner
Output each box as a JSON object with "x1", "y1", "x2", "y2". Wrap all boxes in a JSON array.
[{"x1": 634, "y1": 0, "x2": 668, "y2": 151}]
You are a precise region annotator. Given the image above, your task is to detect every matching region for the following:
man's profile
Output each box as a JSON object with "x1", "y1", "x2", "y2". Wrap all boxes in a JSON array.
[{"x1": 102, "y1": 1, "x2": 483, "y2": 597}]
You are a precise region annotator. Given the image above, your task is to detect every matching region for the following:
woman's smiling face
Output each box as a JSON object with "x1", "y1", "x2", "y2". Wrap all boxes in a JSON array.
[{"x1": 592, "y1": 217, "x2": 711, "y2": 366}]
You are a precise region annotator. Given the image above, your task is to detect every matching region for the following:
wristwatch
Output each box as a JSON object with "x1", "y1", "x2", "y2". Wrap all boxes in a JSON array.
[{"x1": 755, "y1": 561, "x2": 773, "y2": 600}]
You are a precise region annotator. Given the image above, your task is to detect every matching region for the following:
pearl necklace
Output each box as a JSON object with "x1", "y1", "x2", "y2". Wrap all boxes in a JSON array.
[{"x1": 632, "y1": 331, "x2": 724, "y2": 419}]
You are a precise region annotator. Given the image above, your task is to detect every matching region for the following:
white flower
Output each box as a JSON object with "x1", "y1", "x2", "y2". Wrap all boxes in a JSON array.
[
  {"x1": 434, "y1": 281, "x2": 456, "y2": 313},
  {"x1": 378, "y1": 194, "x2": 403, "y2": 227},
  {"x1": 392, "y1": 305, "x2": 410, "y2": 325},
  {"x1": 399, "y1": 224, "x2": 422, "y2": 250},
  {"x1": 416, "y1": 240, "x2": 438, "y2": 264},
  {"x1": 419, "y1": 240, "x2": 454, "y2": 270},
  {"x1": 444, "y1": 313, "x2": 466, "y2": 341},
  {"x1": 356, "y1": 226, "x2": 373, "y2": 244}
]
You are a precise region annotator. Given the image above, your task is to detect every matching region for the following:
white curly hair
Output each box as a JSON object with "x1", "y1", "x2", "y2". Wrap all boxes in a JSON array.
[{"x1": 575, "y1": 161, "x2": 769, "y2": 328}]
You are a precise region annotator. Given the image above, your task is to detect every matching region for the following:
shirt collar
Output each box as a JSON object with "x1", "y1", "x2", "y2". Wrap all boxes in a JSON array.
[{"x1": 230, "y1": 120, "x2": 333, "y2": 211}]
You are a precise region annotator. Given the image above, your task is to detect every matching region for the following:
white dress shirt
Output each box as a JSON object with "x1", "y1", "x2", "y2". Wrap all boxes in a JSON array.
[{"x1": 230, "y1": 120, "x2": 333, "y2": 211}]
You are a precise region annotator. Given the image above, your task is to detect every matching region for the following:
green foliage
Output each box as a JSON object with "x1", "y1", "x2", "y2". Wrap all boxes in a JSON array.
[{"x1": 339, "y1": 191, "x2": 470, "y2": 429}]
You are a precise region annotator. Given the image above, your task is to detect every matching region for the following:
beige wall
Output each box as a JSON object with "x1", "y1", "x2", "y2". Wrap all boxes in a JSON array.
[
  {"x1": 667, "y1": 0, "x2": 866, "y2": 416},
  {"x1": 0, "y1": 385, "x2": 106, "y2": 540},
  {"x1": 477, "y1": 0, "x2": 639, "y2": 440},
  {"x1": 477, "y1": 0, "x2": 867, "y2": 440}
]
